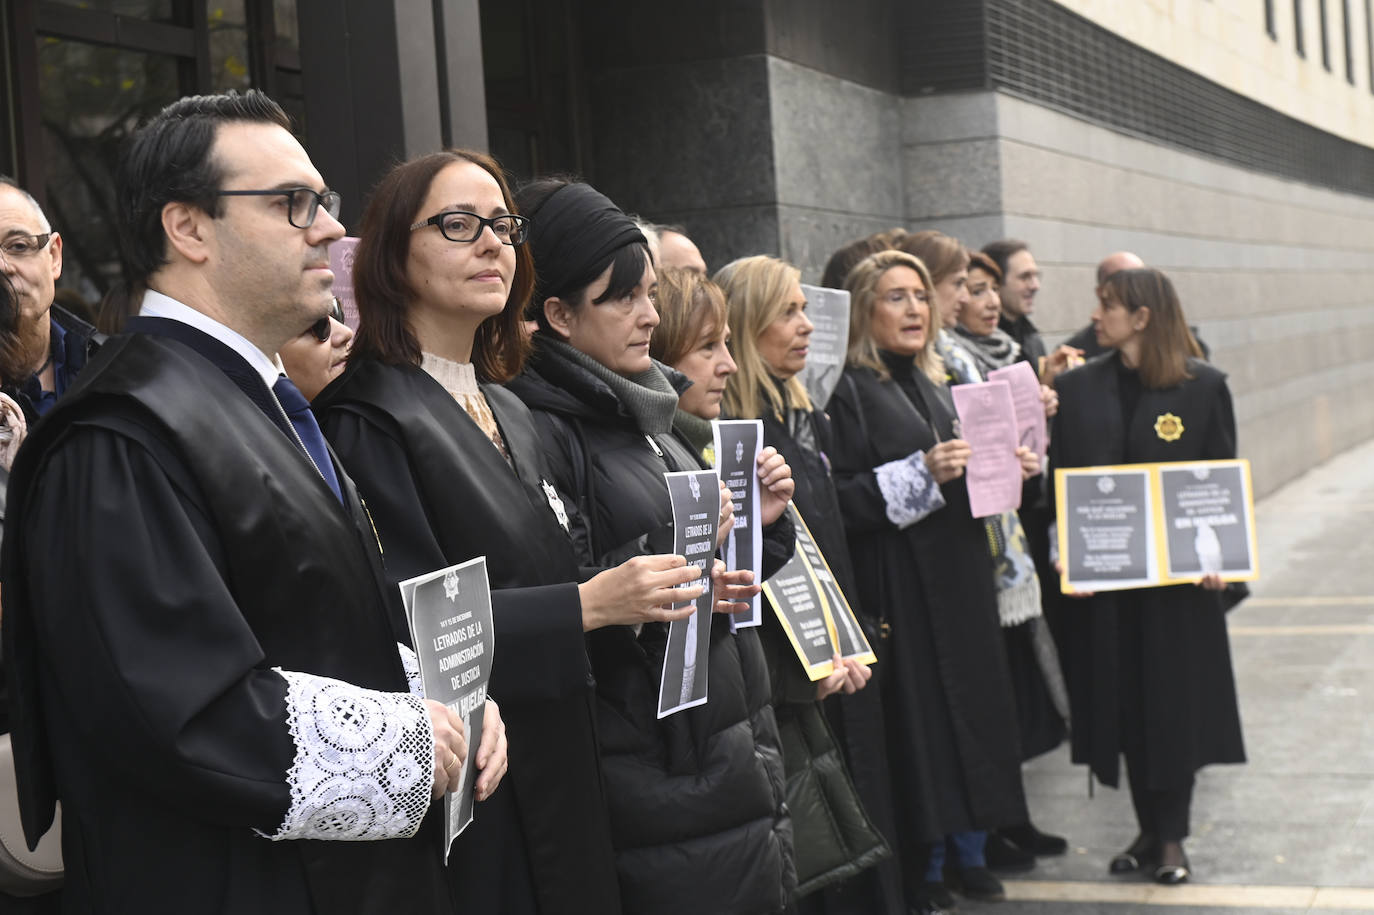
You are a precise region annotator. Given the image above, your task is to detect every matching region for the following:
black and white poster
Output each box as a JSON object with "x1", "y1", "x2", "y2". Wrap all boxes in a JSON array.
[
  {"x1": 761, "y1": 537, "x2": 838, "y2": 680},
  {"x1": 761, "y1": 504, "x2": 877, "y2": 679},
  {"x1": 797, "y1": 284, "x2": 851, "y2": 411},
  {"x1": 1159, "y1": 460, "x2": 1258, "y2": 581},
  {"x1": 399, "y1": 556, "x2": 495, "y2": 856},
  {"x1": 712, "y1": 419, "x2": 763, "y2": 628},
  {"x1": 658, "y1": 469, "x2": 719, "y2": 718},
  {"x1": 1056, "y1": 467, "x2": 1157, "y2": 592},
  {"x1": 789, "y1": 505, "x2": 875, "y2": 664}
]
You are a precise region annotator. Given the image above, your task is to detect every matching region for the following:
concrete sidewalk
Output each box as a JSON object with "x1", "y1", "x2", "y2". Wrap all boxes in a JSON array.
[{"x1": 965, "y1": 438, "x2": 1374, "y2": 914}]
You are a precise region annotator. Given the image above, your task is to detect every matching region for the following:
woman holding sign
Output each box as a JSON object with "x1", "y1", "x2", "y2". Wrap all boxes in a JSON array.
[
  {"x1": 1050, "y1": 267, "x2": 1244, "y2": 885},
  {"x1": 716, "y1": 254, "x2": 908, "y2": 915},
  {"x1": 828, "y1": 249, "x2": 1028, "y2": 912},
  {"x1": 314, "y1": 151, "x2": 727, "y2": 915},
  {"x1": 655, "y1": 261, "x2": 890, "y2": 914},
  {"x1": 505, "y1": 179, "x2": 794, "y2": 915}
]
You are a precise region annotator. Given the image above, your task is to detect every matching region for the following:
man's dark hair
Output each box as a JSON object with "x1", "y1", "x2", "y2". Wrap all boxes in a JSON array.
[
  {"x1": 116, "y1": 90, "x2": 291, "y2": 286},
  {"x1": 820, "y1": 228, "x2": 905, "y2": 289},
  {"x1": 980, "y1": 239, "x2": 1030, "y2": 283}
]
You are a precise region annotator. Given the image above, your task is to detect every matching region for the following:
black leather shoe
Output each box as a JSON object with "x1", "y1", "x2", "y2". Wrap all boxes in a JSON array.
[
  {"x1": 1154, "y1": 843, "x2": 1190, "y2": 884},
  {"x1": 952, "y1": 867, "x2": 1005, "y2": 902},
  {"x1": 1109, "y1": 833, "x2": 1158, "y2": 875},
  {"x1": 909, "y1": 902, "x2": 951, "y2": 915},
  {"x1": 1002, "y1": 821, "x2": 1069, "y2": 856},
  {"x1": 985, "y1": 830, "x2": 1037, "y2": 872},
  {"x1": 914, "y1": 881, "x2": 958, "y2": 912}
]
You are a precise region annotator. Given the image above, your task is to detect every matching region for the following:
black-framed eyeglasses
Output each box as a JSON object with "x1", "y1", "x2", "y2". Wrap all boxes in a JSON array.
[
  {"x1": 0, "y1": 233, "x2": 53, "y2": 259},
  {"x1": 409, "y1": 211, "x2": 529, "y2": 245},
  {"x1": 213, "y1": 187, "x2": 343, "y2": 229},
  {"x1": 310, "y1": 298, "x2": 347, "y2": 343}
]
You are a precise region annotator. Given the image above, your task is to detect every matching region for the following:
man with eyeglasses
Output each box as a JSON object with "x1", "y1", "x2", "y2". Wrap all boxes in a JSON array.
[
  {"x1": 0, "y1": 177, "x2": 100, "y2": 420},
  {"x1": 2, "y1": 91, "x2": 483, "y2": 913}
]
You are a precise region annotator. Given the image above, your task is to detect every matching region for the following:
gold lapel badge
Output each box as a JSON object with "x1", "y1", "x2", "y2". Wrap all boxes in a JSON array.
[{"x1": 1154, "y1": 412, "x2": 1184, "y2": 442}]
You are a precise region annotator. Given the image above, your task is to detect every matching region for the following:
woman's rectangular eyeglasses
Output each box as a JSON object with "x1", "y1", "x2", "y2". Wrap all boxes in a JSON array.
[{"x1": 410, "y1": 211, "x2": 529, "y2": 245}]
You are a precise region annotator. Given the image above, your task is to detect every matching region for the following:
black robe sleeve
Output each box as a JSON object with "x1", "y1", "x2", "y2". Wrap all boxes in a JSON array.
[
  {"x1": 22, "y1": 425, "x2": 294, "y2": 831},
  {"x1": 323, "y1": 407, "x2": 588, "y2": 705},
  {"x1": 759, "y1": 510, "x2": 795, "y2": 583}
]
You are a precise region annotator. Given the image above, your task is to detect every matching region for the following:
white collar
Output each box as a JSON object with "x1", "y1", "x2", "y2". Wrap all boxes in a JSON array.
[{"x1": 139, "y1": 290, "x2": 283, "y2": 389}]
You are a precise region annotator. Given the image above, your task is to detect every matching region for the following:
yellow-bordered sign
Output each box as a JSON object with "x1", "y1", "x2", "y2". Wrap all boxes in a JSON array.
[
  {"x1": 761, "y1": 504, "x2": 877, "y2": 680},
  {"x1": 1055, "y1": 458, "x2": 1259, "y2": 594}
]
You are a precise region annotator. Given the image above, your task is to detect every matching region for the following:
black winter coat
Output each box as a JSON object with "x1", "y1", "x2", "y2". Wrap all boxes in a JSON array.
[
  {"x1": 758, "y1": 395, "x2": 904, "y2": 914},
  {"x1": 1049, "y1": 353, "x2": 1245, "y2": 788},
  {"x1": 828, "y1": 358, "x2": 1028, "y2": 847},
  {"x1": 506, "y1": 342, "x2": 795, "y2": 915}
]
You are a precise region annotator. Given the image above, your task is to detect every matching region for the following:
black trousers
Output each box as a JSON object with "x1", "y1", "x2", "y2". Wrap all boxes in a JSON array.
[{"x1": 1118, "y1": 604, "x2": 1195, "y2": 841}]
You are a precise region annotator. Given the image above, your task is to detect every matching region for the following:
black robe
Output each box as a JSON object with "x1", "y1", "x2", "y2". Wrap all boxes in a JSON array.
[
  {"x1": 313, "y1": 358, "x2": 620, "y2": 915},
  {"x1": 1049, "y1": 353, "x2": 1246, "y2": 788},
  {"x1": 2, "y1": 328, "x2": 450, "y2": 914},
  {"x1": 828, "y1": 359, "x2": 1028, "y2": 847}
]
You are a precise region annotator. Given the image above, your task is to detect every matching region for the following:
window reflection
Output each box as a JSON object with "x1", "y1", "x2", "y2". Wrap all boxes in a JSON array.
[
  {"x1": 38, "y1": 38, "x2": 180, "y2": 306},
  {"x1": 44, "y1": 0, "x2": 176, "y2": 21},
  {"x1": 209, "y1": 0, "x2": 252, "y2": 92}
]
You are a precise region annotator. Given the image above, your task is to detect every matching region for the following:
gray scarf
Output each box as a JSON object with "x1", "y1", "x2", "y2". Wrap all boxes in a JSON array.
[
  {"x1": 541, "y1": 337, "x2": 680, "y2": 435},
  {"x1": 951, "y1": 324, "x2": 1021, "y2": 379},
  {"x1": 672, "y1": 408, "x2": 714, "y2": 458}
]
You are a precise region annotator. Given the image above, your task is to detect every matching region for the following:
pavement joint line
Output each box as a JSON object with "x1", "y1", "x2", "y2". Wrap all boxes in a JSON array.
[
  {"x1": 1002, "y1": 879, "x2": 1374, "y2": 907},
  {"x1": 1244, "y1": 596, "x2": 1374, "y2": 606},
  {"x1": 1228, "y1": 624, "x2": 1374, "y2": 636}
]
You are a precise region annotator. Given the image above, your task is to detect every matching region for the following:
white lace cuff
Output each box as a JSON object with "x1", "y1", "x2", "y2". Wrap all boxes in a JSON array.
[
  {"x1": 397, "y1": 643, "x2": 424, "y2": 698},
  {"x1": 261, "y1": 668, "x2": 434, "y2": 842},
  {"x1": 874, "y1": 450, "x2": 946, "y2": 529}
]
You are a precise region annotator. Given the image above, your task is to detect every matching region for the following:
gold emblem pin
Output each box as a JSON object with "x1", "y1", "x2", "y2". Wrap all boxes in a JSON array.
[{"x1": 1154, "y1": 412, "x2": 1184, "y2": 442}]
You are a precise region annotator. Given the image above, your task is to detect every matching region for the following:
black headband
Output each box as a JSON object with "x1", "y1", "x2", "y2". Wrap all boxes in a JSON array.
[{"x1": 526, "y1": 183, "x2": 646, "y2": 303}]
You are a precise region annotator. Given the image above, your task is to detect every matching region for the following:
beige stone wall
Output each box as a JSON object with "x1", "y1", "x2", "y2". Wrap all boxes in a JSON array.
[
  {"x1": 1049, "y1": 0, "x2": 1374, "y2": 146},
  {"x1": 903, "y1": 89, "x2": 1374, "y2": 496}
]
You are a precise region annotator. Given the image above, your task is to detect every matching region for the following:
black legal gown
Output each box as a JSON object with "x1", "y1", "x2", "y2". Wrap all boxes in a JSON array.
[
  {"x1": 1049, "y1": 353, "x2": 1245, "y2": 789},
  {"x1": 313, "y1": 358, "x2": 620, "y2": 915},
  {"x1": 1, "y1": 330, "x2": 451, "y2": 914},
  {"x1": 827, "y1": 357, "x2": 1028, "y2": 849}
]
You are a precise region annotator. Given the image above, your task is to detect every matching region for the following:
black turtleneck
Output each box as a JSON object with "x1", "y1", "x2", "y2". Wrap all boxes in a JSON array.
[
  {"x1": 878, "y1": 349, "x2": 933, "y2": 424},
  {"x1": 1114, "y1": 352, "x2": 1143, "y2": 445}
]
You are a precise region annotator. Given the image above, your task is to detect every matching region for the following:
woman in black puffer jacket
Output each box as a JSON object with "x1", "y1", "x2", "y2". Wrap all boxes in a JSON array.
[{"x1": 505, "y1": 179, "x2": 795, "y2": 915}]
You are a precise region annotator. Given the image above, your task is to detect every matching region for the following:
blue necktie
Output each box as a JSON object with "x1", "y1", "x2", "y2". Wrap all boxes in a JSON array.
[{"x1": 272, "y1": 375, "x2": 344, "y2": 505}]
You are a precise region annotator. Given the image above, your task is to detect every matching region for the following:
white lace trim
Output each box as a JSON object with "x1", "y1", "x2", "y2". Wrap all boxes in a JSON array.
[
  {"x1": 874, "y1": 450, "x2": 946, "y2": 529},
  {"x1": 262, "y1": 668, "x2": 433, "y2": 842},
  {"x1": 397, "y1": 643, "x2": 424, "y2": 698}
]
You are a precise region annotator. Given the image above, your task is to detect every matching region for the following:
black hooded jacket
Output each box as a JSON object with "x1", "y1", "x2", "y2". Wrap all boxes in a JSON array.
[{"x1": 505, "y1": 341, "x2": 795, "y2": 915}]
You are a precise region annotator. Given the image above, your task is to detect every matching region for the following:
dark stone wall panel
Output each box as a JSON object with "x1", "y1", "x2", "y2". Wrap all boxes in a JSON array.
[
  {"x1": 762, "y1": 0, "x2": 900, "y2": 93},
  {"x1": 589, "y1": 55, "x2": 777, "y2": 215}
]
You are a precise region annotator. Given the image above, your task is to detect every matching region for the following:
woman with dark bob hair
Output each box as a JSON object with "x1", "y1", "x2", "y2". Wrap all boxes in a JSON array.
[
  {"x1": 312, "y1": 150, "x2": 714, "y2": 914},
  {"x1": 505, "y1": 178, "x2": 795, "y2": 915},
  {"x1": 828, "y1": 249, "x2": 1029, "y2": 912},
  {"x1": 1051, "y1": 267, "x2": 1245, "y2": 885}
]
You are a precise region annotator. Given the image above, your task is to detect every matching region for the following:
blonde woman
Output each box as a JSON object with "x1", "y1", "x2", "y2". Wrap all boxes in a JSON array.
[
  {"x1": 712, "y1": 256, "x2": 899, "y2": 913},
  {"x1": 828, "y1": 249, "x2": 1027, "y2": 912}
]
